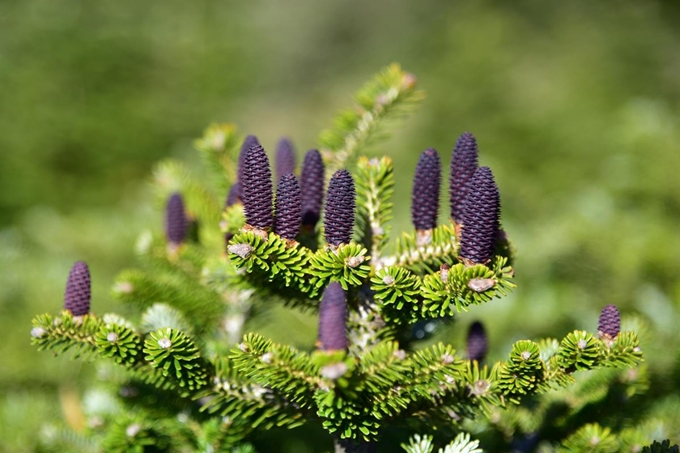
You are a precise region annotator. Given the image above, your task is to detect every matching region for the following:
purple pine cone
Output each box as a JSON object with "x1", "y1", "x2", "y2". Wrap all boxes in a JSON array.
[
  {"x1": 459, "y1": 167, "x2": 501, "y2": 264},
  {"x1": 64, "y1": 261, "x2": 91, "y2": 316},
  {"x1": 275, "y1": 137, "x2": 296, "y2": 182},
  {"x1": 225, "y1": 182, "x2": 241, "y2": 207},
  {"x1": 467, "y1": 321, "x2": 488, "y2": 362},
  {"x1": 598, "y1": 304, "x2": 621, "y2": 338},
  {"x1": 300, "y1": 149, "x2": 325, "y2": 228},
  {"x1": 242, "y1": 143, "x2": 273, "y2": 229},
  {"x1": 449, "y1": 132, "x2": 479, "y2": 223},
  {"x1": 166, "y1": 193, "x2": 187, "y2": 245},
  {"x1": 318, "y1": 282, "x2": 348, "y2": 351},
  {"x1": 324, "y1": 169, "x2": 355, "y2": 247},
  {"x1": 237, "y1": 135, "x2": 261, "y2": 185},
  {"x1": 274, "y1": 173, "x2": 302, "y2": 240},
  {"x1": 411, "y1": 148, "x2": 441, "y2": 230}
]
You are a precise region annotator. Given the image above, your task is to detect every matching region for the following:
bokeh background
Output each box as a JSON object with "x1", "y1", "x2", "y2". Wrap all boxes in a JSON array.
[{"x1": 2, "y1": 1, "x2": 680, "y2": 451}]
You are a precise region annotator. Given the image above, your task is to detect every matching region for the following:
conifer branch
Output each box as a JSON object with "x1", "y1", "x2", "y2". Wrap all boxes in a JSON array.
[
  {"x1": 354, "y1": 156, "x2": 394, "y2": 266},
  {"x1": 194, "y1": 124, "x2": 242, "y2": 194},
  {"x1": 320, "y1": 63, "x2": 425, "y2": 173}
]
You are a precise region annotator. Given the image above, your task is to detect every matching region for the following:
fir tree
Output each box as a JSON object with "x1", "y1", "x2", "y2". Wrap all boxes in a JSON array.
[{"x1": 31, "y1": 64, "x2": 664, "y2": 453}]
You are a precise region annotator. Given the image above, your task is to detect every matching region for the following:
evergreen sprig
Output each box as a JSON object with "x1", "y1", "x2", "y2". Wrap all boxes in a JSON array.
[
  {"x1": 320, "y1": 63, "x2": 425, "y2": 173},
  {"x1": 354, "y1": 156, "x2": 394, "y2": 263}
]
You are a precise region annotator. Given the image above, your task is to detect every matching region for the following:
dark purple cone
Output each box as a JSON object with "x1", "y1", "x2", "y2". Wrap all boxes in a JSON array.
[
  {"x1": 300, "y1": 149, "x2": 325, "y2": 228},
  {"x1": 165, "y1": 193, "x2": 188, "y2": 245},
  {"x1": 459, "y1": 167, "x2": 501, "y2": 263},
  {"x1": 324, "y1": 169, "x2": 355, "y2": 247},
  {"x1": 318, "y1": 282, "x2": 348, "y2": 351},
  {"x1": 64, "y1": 261, "x2": 91, "y2": 316},
  {"x1": 411, "y1": 148, "x2": 441, "y2": 230},
  {"x1": 598, "y1": 305, "x2": 621, "y2": 338},
  {"x1": 275, "y1": 138, "x2": 296, "y2": 182},
  {"x1": 467, "y1": 321, "x2": 488, "y2": 362},
  {"x1": 225, "y1": 182, "x2": 241, "y2": 207},
  {"x1": 242, "y1": 143, "x2": 273, "y2": 229},
  {"x1": 449, "y1": 132, "x2": 479, "y2": 223},
  {"x1": 237, "y1": 135, "x2": 261, "y2": 185},
  {"x1": 274, "y1": 173, "x2": 302, "y2": 240}
]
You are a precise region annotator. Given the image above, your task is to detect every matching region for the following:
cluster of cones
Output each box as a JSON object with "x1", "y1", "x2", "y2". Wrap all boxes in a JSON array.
[{"x1": 61, "y1": 133, "x2": 622, "y2": 356}]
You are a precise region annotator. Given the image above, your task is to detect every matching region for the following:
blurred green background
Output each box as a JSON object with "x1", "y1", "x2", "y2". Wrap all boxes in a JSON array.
[{"x1": 2, "y1": 1, "x2": 680, "y2": 451}]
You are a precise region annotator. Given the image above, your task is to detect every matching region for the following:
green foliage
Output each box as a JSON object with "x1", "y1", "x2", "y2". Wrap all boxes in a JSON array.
[
  {"x1": 319, "y1": 63, "x2": 425, "y2": 173},
  {"x1": 28, "y1": 64, "x2": 653, "y2": 452},
  {"x1": 402, "y1": 433, "x2": 483, "y2": 453},
  {"x1": 354, "y1": 156, "x2": 395, "y2": 261}
]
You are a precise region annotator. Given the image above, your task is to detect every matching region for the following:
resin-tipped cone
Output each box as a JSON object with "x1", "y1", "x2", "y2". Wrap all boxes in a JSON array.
[
  {"x1": 449, "y1": 132, "x2": 479, "y2": 223},
  {"x1": 275, "y1": 137, "x2": 296, "y2": 182},
  {"x1": 242, "y1": 143, "x2": 273, "y2": 229},
  {"x1": 598, "y1": 304, "x2": 621, "y2": 339},
  {"x1": 64, "y1": 261, "x2": 91, "y2": 316},
  {"x1": 300, "y1": 149, "x2": 325, "y2": 229},
  {"x1": 237, "y1": 135, "x2": 261, "y2": 185},
  {"x1": 467, "y1": 321, "x2": 488, "y2": 362},
  {"x1": 411, "y1": 148, "x2": 441, "y2": 230},
  {"x1": 459, "y1": 167, "x2": 501, "y2": 263},
  {"x1": 274, "y1": 173, "x2": 302, "y2": 240},
  {"x1": 324, "y1": 169, "x2": 355, "y2": 247},
  {"x1": 165, "y1": 193, "x2": 188, "y2": 245},
  {"x1": 318, "y1": 282, "x2": 348, "y2": 351}
]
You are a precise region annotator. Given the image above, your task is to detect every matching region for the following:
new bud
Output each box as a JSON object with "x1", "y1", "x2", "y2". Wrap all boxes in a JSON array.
[
  {"x1": 242, "y1": 143, "x2": 273, "y2": 229},
  {"x1": 466, "y1": 321, "x2": 488, "y2": 362},
  {"x1": 300, "y1": 149, "x2": 325, "y2": 228},
  {"x1": 459, "y1": 167, "x2": 501, "y2": 264},
  {"x1": 165, "y1": 193, "x2": 187, "y2": 245},
  {"x1": 411, "y1": 148, "x2": 441, "y2": 231},
  {"x1": 449, "y1": 132, "x2": 479, "y2": 223},
  {"x1": 274, "y1": 174, "x2": 302, "y2": 240},
  {"x1": 318, "y1": 282, "x2": 348, "y2": 351},
  {"x1": 64, "y1": 261, "x2": 91, "y2": 316},
  {"x1": 324, "y1": 169, "x2": 355, "y2": 247},
  {"x1": 598, "y1": 304, "x2": 621, "y2": 339},
  {"x1": 275, "y1": 137, "x2": 296, "y2": 182}
]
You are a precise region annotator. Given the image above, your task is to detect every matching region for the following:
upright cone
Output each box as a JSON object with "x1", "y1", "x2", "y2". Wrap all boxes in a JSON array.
[
  {"x1": 225, "y1": 182, "x2": 242, "y2": 207},
  {"x1": 300, "y1": 149, "x2": 325, "y2": 229},
  {"x1": 274, "y1": 174, "x2": 302, "y2": 240},
  {"x1": 324, "y1": 169, "x2": 355, "y2": 247},
  {"x1": 237, "y1": 135, "x2": 261, "y2": 185},
  {"x1": 242, "y1": 143, "x2": 273, "y2": 229},
  {"x1": 459, "y1": 167, "x2": 501, "y2": 264},
  {"x1": 275, "y1": 137, "x2": 296, "y2": 182},
  {"x1": 411, "y1": 148, "x2": 441, "y2": 231},
  {"x1": 318, "y1": 282, "x2": 348, "y2": 351},
  {"x1": 64, "y1": 261, "x2": 91, "y2": 316},
  {"x1": 449, "y1": 132, "x2": 479, "y2": 223},
  {"x1": 467, "y1": 321, "x2": 488, "y2": 362},
  {"x1": 598, "y1": 305, "x2": 621, "y2": 339},
  {"x1": 165, "y1": 193, "x2": 188, "y2": 246}
]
